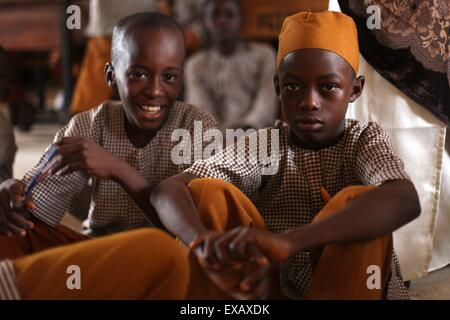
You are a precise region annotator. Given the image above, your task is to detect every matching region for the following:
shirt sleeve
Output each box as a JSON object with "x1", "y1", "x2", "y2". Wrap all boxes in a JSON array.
[
  {"x1": 185, "y1": 127, "x2": 280, "y2": 197},
  {"x1": 176, "y1": 107, "x2": 219, "y2": 172},
  {"x1": 354, "y1": 122, "x2": 410, "y2": 186},
  {"x1": 21, "y1": 113, "x2": 94, "y2": 227}
]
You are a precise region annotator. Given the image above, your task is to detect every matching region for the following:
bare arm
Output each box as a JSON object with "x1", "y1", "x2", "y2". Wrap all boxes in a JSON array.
[
  {"x1": 286, "y1": 179, "x2": 421, "y2": 253},
  {"x1": 150, "y1": 172, "x2": 204, "y2": 243}
]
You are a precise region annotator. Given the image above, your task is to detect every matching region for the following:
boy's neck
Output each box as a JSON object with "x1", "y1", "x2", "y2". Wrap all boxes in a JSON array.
[
  {"x1": 124, "y1": 116, "x2": 157, "y2": 148},
  {"x1": 290, "y1": 130, "x2": 346, "y2": 151},
  {"x1": 215, "y1": 40, "x2": 240, "y2": 56}
]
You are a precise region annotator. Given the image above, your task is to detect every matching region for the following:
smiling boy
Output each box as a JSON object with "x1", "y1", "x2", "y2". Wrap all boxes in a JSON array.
[
  {"x1": 150, "y1": 11, "x2": 421, "y2": 299},
  {"x1": 0, "y1": 12, "x2": 216, "y2": 255}
]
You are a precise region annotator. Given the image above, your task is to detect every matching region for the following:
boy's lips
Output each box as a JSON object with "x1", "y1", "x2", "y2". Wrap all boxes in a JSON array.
[
  {"x1": 136, "y1": 104, "x2": 165, "y2": 120},
  {"x1": 296, "y1": 116, "x2": 323, "y2": 131}
]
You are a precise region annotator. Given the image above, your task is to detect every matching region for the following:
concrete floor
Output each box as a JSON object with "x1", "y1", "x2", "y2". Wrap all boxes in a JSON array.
[{"x1": 12, "y1": 123, "x2": 450, "y2": 300}]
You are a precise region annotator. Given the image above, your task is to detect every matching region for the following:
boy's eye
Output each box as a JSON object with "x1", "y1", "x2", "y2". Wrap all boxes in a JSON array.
[
  {"x1": 285, "y1": 83, "x2": 300, "y2": 91},
  {"x1": 322, "y1": 84, "x2": 339, "y2": 92},
  {"x1": 129, "y1": 71, "x2": 147, "y2": 79},
  {"x1": 163, "y1": 73, "x2": 177, "y2": 82}
]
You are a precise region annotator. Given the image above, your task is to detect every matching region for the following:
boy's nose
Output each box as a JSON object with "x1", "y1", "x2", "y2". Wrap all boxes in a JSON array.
[
  {"x1": 300, "y1": 89, "x2": 320, "y2": 112},
  {"x1": 145, "y1": 76, "x2": 164, "y2": 97}
]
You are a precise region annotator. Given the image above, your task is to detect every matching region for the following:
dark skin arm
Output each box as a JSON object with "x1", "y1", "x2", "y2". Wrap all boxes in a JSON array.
[
  {"x1": 286, "y1": 179, "x2": 420, "y2": 252},
  {"x1": 54, "y1": 137, "x2": 164, "y2": 229},
  {"x1": 150, "y1": 172, "x2": 206, "y2": 243}
]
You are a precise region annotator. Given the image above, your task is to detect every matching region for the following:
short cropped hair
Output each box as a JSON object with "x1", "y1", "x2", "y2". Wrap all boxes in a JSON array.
[{"x1": 111, "y1": 12, "x2": 185, "y2": 65}]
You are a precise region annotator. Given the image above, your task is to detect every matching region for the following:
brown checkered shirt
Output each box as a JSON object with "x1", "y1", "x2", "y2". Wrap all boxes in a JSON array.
[{"x1": 22, "y1": 100, "x2": 217, "y2": 235}]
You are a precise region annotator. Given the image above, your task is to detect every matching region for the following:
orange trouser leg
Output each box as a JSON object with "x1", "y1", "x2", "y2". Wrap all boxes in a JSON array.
[
  {"x1": 13, "y1": 228, "x2": 189, "y2": 299},
  {"x1": 185, "y1": 178, "x2": 269, "y2": 299},
  {"x1": 305, "y1": 185, "x2": 392, "y2": 300},
  {"x1": 188, "y1": 178, "x2": 266, "y2": 231},
  {"x1": 69, "y1": 37, "x2": 112, "y2": 115},
  {"x1": 0, "y1": 218, "x2": 88, "y2": 260}
]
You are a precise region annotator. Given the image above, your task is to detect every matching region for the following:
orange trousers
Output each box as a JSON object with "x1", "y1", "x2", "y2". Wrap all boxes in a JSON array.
[{"x1": 1, "y1": 178, "x2": 392, "y2": 299}]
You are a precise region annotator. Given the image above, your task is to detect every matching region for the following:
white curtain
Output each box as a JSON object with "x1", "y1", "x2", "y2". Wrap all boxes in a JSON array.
[{"x1": 330, "y1": 0, "x2": 450, "y2": 280}]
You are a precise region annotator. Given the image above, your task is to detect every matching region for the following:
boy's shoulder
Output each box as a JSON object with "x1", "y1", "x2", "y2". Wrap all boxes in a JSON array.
[
  {"x1": 70, "y1": 100, "x2": 120, "y2": 124},
  {"x1": 169, "y1": 101, "x2": 218, "y2": 130},
  {"x1": 345, "y1": 118, "x2": 389, "y2": 138},
  {"x1": 62, "y1": 100, "x2": 123, "y2": 138}
]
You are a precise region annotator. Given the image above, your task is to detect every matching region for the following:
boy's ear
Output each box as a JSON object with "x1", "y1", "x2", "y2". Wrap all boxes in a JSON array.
[
  {"x1": 104, "y1": 62, "x2": 115, "y2": 88},
  {"x1": 349, "y1": 75, "x2": 365, "y2": 103},
  {"x1": 273, "y1": 74, "x2": 281, "y2": 100}
]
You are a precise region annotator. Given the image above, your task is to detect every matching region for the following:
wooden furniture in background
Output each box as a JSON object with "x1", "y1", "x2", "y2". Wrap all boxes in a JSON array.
[{"x1": 242, "y1": 0, "x2": 329, "y2": 40}]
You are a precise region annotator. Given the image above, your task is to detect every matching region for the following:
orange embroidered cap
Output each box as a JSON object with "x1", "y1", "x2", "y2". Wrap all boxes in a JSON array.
[{"x1": 277, "y1": 11, "x2": 359, "y2": 74}]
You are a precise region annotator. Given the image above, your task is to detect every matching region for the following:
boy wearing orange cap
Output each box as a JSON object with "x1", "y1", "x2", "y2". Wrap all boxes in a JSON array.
[
  {"x1": 0, "y1": 11, "x2": 420, "y2": 300},
  {"x1": 149, "y1": 11, "x2": 421, "y2": 299}
]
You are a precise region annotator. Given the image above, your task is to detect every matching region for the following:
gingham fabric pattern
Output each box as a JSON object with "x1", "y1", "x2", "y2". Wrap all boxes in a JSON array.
[
  {"x1": 186, "y1": 119, "x2": 411, "y2": 300},
  {"x1": 0, "y1": 260, "x2": 20, "y2": 300},
  {"x1": 0, "y1": 113, "x2": 17, "y2": 183},
  {"x1": 22, "y1": 100, "x2": 217, "y2": 235}
]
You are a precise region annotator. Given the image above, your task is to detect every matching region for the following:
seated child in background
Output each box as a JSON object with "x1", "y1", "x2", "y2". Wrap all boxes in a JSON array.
[{"x1": 185, "y1": 0, "x2": 278, "y2": 130}]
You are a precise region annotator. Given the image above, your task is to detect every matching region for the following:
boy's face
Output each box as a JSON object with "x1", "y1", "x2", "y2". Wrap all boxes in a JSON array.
[
  {"x1": 275, "y1": 49, "x2": 364, "y2": 149},
  {"x1": 108, "y1": 27, "x2": 185, "y2": 132},
  {"x1": 204, "y1": 0, "x2": 242, "y2": 45}
]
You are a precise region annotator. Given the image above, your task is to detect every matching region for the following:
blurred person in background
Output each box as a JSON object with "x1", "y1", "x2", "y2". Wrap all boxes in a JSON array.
[{"x1": 184, "y1": 0, "x2": 278, "y2": 131}]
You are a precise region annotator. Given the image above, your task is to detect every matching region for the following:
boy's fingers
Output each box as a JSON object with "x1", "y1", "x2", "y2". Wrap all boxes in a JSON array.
[
  {"x1": 240, "y1": 264, "x2": 271, "y2": 293},
  {"x1": 228, "y1": 228, "x2": 253, "y2": 260},
  {"x1": 5, "y1": 221, "x2": 26, "y2": 236},
  {"x1": 247, "y1": 245, "x2": 269, "y2": 266},
  {"x1": 214, "y1": 229, "x2": 244, "y2": 267},
  {"x1": 189, "y1": 236, "x2": 206, "y2": 249},
  {"x1": 203, "y1": 237, "x2": 221, "y2": 269},
  {"x1": 214, "y1": 235, "x2": 239, "y2": 268},
  {"x1": 24, "y1": 196, "x2": 36, "y2": 211},
  {"x1": 58, "y1": 162, "x2": 85, "y2": 176},
  {"x1": 9, "y1": 193, "x2": 25, "y2": 212},
  {"x1": 8, "y1": 212, "x2": 31, "y2": 230},
  {"x1": 53, "y1": 152, "x2": 83, "y2": 171}
]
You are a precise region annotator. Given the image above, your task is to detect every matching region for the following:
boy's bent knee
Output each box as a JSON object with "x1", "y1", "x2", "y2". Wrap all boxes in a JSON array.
[{"x1": 188, "y1": 178, "x2": 238, "y2": 194}]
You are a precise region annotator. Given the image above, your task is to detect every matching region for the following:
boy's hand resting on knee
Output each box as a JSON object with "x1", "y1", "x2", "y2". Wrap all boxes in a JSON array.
[
  {"x1": 190, "y1": 228, "x2": 289, "y2": 299},
  {"x1": 191, "y1": 227, "x2": 292, "y2": 266},
  {"x1": 0, "y1": 179, "x2": 35, "y2": 236},
  {"x1": 54, "y1": 137, "x2": 128, "y2": 180}
]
